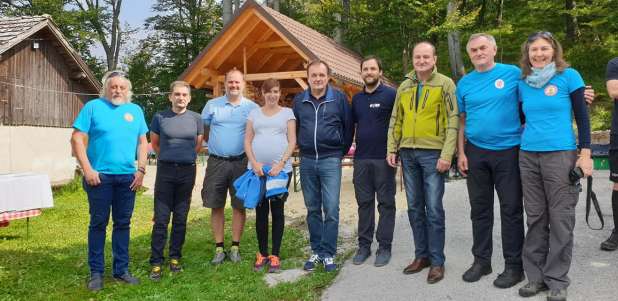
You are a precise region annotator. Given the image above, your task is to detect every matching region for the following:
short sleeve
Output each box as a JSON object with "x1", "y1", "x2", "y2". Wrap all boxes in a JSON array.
[
  {"x1": 606, "y1": 58, "x2": 618, "y2": 81},
  {"x1": 150, "y1": 112, "x2": 161, "y2": 135},
  {"x1": 284, "y1": 107, "x2": 296, "y2": 121},
  {"x1": 247, "y1": 108, "x2": 258, "y2": 122},
  {"x1": 201, "y1": 101, "x2": 213, "y2": 125},
  {"x1": 137, "y1": 108, "x2": 148, "y2": 136},
  {"x1": 455, "y1": 84, "x2": 466, "y2": 114},
  {"x1": 565, "y1": 68, "x2": 585, "y2": 93},
  {"x1": 73, "y1": 101, "x2": 94, "y2": 133},
  {"x1": 195, "y1": 113, "x2": 204, "y2": 135}
]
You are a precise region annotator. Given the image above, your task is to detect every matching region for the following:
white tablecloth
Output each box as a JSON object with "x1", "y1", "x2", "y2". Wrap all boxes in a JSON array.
[{"x1": 0, "y1": 173, "x2": 54, "y2": 212}]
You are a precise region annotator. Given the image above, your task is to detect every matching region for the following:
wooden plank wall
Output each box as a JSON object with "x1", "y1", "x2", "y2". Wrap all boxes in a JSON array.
[{"x1": 4, "y1": 30, "x2": 91, "y2": 128}]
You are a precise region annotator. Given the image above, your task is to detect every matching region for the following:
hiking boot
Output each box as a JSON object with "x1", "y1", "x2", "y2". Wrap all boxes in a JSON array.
[
  {"x1": 254, "y1": 253, "x2": 269, "y2": 272},
  {"x1": 601, "y1": 229, "x2": 618, "y2": 251},
  {"x1": 323, "y1": 256, "x2": 337, "y2": 272},
  {"x1": 519, "y1": 281, "x2": 549, "y2": 297},
  {"x1": 374, "y1": 249, "x2": 391, "y2": 267},
  {"x1": 352, "y1": 247, "x2": 371, "y2": 265},
  {"x1": 303, "y1": 254, "x2": 321, "y2": 271},
  {"x1": 211, "y1": 247, "x2": 226, "y2": 265},
  {"x1": 113, "y1": 272, "x2": 140, "y2": 285},
  {"x1": 87, "y1": 273, "x2": 103, "y2": 292},
  {"x1": 268, "y1": 255, "x2": 281, "y2": 273},
  {"x1": 229, "y1": 246, "x2": 242, "y2": 263},
  {"x1": 462, "y1": 261, "x2": 492, "y2": 282},
  {"x1": 149, "y1": 265, "x2": 162, "y2": 281},
  {"x1": 493, "y1": 268, "x2": 525, "y2": 288},
  {"x1": 169, "y1": 259, "x2": 182, "y2": 273},
  {"x1": 547, "y1": 288, "x2": 567, "y2": 301}
]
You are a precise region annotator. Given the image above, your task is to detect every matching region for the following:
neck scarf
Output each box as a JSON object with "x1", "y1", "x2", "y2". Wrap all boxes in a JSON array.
[{"x1": 524, "y1": 62, "x2": 556, "y2": 88}]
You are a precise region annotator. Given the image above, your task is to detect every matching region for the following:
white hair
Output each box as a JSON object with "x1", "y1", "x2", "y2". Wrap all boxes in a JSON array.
[
  {"x1": 466, "y1": 33, "x2": 497, "y2": 50},
  {"x1": 99, "y1": 70, "x2": 133, "y2": 103}
]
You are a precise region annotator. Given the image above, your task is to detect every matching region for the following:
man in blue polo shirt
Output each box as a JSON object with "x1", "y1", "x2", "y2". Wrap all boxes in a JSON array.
[
  {"x1": 456, "y1": 33, "x2": 525, "y2": 288},
  {"x1": 350, "y1": 56, "x2": 397, "y2": 267},
  {"x1": 201, "y1": 69, "x2": 258, "y2": 265}
]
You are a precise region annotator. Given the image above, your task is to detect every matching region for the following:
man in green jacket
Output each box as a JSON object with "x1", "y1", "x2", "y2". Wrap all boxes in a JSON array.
[{"x1": 387, "y1": 41, "x2": 458, "y2": 284}]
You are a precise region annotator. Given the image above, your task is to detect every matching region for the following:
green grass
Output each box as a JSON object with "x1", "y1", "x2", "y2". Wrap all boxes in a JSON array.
[{"x1": 0, "y1": 180, "x2": 339, "y2": 301}]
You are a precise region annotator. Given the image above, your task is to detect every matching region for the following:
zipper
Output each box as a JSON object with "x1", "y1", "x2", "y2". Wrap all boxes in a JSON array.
[
  {"x1": 421, "y1": 89, "x2": 430, "y2": 109},
  {"x1": 304, "y1": 98, "x2": 334, "y2": 161},
  {"x1": 435, "y1": 104, "x2": 441, "y2": 136}
]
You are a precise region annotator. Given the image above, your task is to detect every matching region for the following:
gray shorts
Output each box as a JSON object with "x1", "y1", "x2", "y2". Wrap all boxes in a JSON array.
[{"x1": 201, "y1": 155, "x2": 247, "y2": 209}]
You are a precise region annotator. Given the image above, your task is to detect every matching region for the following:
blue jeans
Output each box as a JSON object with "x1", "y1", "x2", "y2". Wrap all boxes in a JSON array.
[
  {"x1": 399, "y1": 149, "x2": 446, "y2": 266},
  {"x1": 83, "y1": 173, "x2": 136, "y2": 276},
  {"x1": 300, "y1": 156, "x2": 342, "y2": 257}
]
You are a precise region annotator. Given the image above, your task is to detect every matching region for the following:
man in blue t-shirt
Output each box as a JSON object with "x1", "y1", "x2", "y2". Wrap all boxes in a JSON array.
[
  {"x1": 456, "y1": 33, "x2": 525, "y2": 289},
  {"x1": 350, "y1": 56, "x2": 397, "y2": 267},
  {"x1": 71, "y1": 71, "x2": 149, "y2": 291},
  {"x1": 602, "y1": 57, "x2": 618, "y2": 251}
]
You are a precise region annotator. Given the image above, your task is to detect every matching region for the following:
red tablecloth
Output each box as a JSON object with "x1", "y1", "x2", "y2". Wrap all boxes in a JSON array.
[{"x1": 0, "y1": 209, "x2": 42, "y2": 227}]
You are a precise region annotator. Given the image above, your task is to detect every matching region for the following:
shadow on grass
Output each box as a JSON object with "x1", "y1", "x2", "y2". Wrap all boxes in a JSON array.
[{"x1": 0, "y1": 191, "x2": 338, "y2": 301}]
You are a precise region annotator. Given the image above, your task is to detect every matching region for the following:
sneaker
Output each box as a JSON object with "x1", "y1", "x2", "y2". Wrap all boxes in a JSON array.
[
  {"x1": 229, "y1": 246, "x2": 242, "y2": 263},
  {"x1": 268, "y1": 255, "x2": 281, "y2": 273},
  {"x1": 519, "y1": 281, "x2": 549, "y2": 297},
  {"x1": 547, "y1": 288, "x2": 567, "y2": 301},
  {"x1": 374, "y1": 249, "x2": 391, "y2": 267},
  {"x1": 211, "y1": 246, "x2": 226, "y2": 265},
  {"x1": 169, "y1": 259, "x2": 182, "y2": 273},
  {"x1": 113, "y1": 272, "x2": 140, "y2": 285},
  {"x1": 254, "y1": 253, "x2": 269, "y2": 272},
  {"x1": 601, "y1": 229, "x2": 618, "y2": 251},
  {"x1": 149, "y1": 265, "x2": 162, "y2": 281},
  {"x1": 462, "y1": 261, "x2": 492, "y2": 282},
  {"x1": 87, "y1": 273, "x2": 103, "y2": 291},
  {"x1": 303, "y1": 254, "x2": 321, "y2": 271},
  {"x1": 493, "y1": 268, "x2": 525, "y2": 288},
  {"x1": 323, "y1": 256, "x2": 337, "y2": 272},
  {"x1": 352, "y1": 247, "x2": 371, "y2": 265}
]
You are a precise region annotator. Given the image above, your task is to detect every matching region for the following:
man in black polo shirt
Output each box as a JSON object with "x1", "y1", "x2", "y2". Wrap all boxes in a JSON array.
[
  {"x1": 602, "y1": 57, "x2": 618, "y2": 251},
  {"x1": 148, "y1": 81, "x2": 203, "y2": 280},
  {"x1": 351, "y1": 56, "x2": 397, "y2": 266}
]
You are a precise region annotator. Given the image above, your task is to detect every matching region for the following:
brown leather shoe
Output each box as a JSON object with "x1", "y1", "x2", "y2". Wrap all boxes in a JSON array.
[
  {"x1": 403, "y1": 257, "x2": 430, "y2": 274},
  {"x1": 427, "y1": 266, "x2": 445, "y2": 284}
]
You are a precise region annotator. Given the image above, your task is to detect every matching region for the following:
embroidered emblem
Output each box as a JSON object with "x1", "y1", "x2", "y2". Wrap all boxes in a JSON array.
[
  {"x1": 369, "y1": 103, "x2": 381, "y2": 108},
  {"x1": 544, "y1": 85, "x2": 558, "y2": 96},
  {"x1": 494, "y1": 79, "x2": 505, "y2": 89},
  {"x1": 124, "y1": 113, "x2": 134, "y2": 122}
]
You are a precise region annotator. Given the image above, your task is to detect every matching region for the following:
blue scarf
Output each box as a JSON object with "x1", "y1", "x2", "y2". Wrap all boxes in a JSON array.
[{"x1": 524, "y1": 62, "x2": 557, "y2": 88}]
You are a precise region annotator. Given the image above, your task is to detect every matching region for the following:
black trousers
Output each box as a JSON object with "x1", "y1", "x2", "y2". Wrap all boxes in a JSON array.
[
  {"x1": 256, "y1": 172, "x2": 292, "y2": 257},
  {"x1": 150, "y1": 162, "x2": 196, "y2": 265},
  {"x1": 465, "y1": 143, "x2": 524, "y2": 268},
  {"x1": 353, "y1": 159, "x2": 396, "y2": 251}
]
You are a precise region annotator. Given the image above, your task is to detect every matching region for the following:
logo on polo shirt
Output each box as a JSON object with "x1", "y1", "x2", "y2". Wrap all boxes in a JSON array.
[
  {"x1": 124, "y1": 113, "x2": 134, "y2": 122},
  {"x1": 544, "y1": 85, "x2": 558, "y2": 96},
  {"x1": 369, "y1": 103, "x2": 381, "y2": 108},
  {"x1": 495, "y1": 79, "x2": 505, "y2": 89}
]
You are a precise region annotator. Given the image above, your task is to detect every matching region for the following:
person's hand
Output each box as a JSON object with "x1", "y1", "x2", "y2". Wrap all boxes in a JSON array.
[
  {"x1": 386, "y1": 153, "x2": 398, "y2": 168},
  {"x1": 457, "y1": 153, "x2": 468, "y2": 177},
  {"x1": 436, "y1": 159, "x2": 451, "y2": 173},
  {"x1": 84, "y1": 168, "x2": 101, "y2": 186},
  {"x1": 584, "y1": 85, "x2": 595, "y2": 104},
  {"x1": 269, "y1": 161, "x2": 284, "y2": 176},
  {"x1": 130, "y1": 171, "x2": 144, "y2": 191},
  {"x1": 576, "y1": 150, "x2": 593, "y2": 177},
  {"x1": 251, "y1": 161, "x2": 265, "y2": 176}
]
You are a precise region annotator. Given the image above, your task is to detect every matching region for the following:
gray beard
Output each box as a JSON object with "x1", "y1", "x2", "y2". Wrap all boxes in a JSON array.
[{"x1": 110, "y1": 98, "x2": 129, "y2": 106}]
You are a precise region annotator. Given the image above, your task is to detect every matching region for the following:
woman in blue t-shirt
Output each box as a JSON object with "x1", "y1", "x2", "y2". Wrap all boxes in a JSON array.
[{"x1": 516, "y1": 32, "x2": 592, "y2": 301}]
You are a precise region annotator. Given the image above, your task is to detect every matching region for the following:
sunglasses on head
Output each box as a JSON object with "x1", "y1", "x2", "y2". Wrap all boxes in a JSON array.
[
  {"x1": 107, "y1": 70, "x2": 127, "y2": 79},
  {"x1": 527, "y1": 31, "x2": 553, "y2": 42}
]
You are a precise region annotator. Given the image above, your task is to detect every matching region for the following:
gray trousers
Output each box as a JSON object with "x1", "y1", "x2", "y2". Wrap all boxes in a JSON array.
[
  {"x1": 519, "y1": 150, "x2": 579, "y2": 290},
  {"x1": 353, "y1": 159, "x2": 396, "y2": 250}
]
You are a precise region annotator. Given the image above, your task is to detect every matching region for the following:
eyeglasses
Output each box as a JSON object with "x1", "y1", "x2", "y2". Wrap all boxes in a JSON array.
[
  {"x1": 106, "y1": 70, "x2": 127, "y2": 79},
  {"x1": 527, "y1": 31, "x2": 553, "y2": 42}
]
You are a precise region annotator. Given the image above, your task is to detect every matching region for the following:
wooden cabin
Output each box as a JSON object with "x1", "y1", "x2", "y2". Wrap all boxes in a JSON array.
[
  {"x1": 179, "y1": 0, "x2": 370, "y2": 105},
  {"x1": 0, "y1": 15, "x2": 100, "y2": 184}
]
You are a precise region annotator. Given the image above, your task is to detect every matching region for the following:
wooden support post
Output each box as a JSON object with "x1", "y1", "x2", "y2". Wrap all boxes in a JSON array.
[
  {"x1": 243, "y1": 47, "x2": 247, "y2": 75},
  {"x1": 214, "y1": 80, "x2": 223, "y2": 97},
  {"x1": 294, "y1": 78, "x2": 308, "y2": 90}
]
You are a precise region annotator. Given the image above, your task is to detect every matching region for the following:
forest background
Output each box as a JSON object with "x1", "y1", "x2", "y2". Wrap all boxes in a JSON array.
[{"x1": 2, "y1": 0, "x2": 617, "y2": 130}]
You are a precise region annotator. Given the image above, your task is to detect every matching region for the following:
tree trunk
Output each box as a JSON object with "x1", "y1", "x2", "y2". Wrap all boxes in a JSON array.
[
  {"x1": 496, "y1": 0, "x2": 504, "y2": 26},
  {"x1": 477, "y1": 0, "x2": 486, "y2": 26},
  {"x1": 234, "y1": 0, "x2": 240, "y2": 12},
  {"x1": 447, "y1": 1, "x2": 466, "y2": 81},
  {"x1": 565, "y1": 0, "x2": 579, "y2": 43},
  {"x1": 223, "y1": 0, "x2": 233, "y2": 25},
  {"x1": 272, "y1": 0, "x2": 280, "y2": 11}
]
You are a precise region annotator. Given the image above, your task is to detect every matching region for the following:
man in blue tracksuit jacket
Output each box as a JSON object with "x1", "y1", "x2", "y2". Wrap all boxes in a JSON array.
[{"x1": 293, "y1": 59, "x2": 354, "y2": 272}]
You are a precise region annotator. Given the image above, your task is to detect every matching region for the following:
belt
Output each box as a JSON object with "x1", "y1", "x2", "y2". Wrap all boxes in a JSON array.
[
  {"x1": 209, "y1": 153, "x2": 246, "y2": 161},
  {"x1": 158, "y1": 160, "x2": 196, "y2": 167}
]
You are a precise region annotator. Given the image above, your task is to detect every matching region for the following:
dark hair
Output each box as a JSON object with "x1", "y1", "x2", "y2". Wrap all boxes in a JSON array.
[
  {"x1": 413, "y1": 41, "x2": 437, "y2": 56},
  {"x1": 169, "y1": 80, "x2": 191, "y2": 93},
  {"x1": 306, "y1": 59, "x2": 331, "y2": 76},
  {"x1": 519, "y1": 31, "x2": 569, "y2": 77},
  {"x1": 260, "y1": 78, "x2": 280, "y2": 93},
  {"x1": 360, "y1": 55, "x2": 383, "y2": 71}
]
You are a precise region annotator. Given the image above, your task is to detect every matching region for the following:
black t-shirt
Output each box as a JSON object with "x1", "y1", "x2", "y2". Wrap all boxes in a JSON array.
[
  {"x1": 607, "y1": 58, "x2": 618, "y2": 148},
  {"x1": 351, "y1": 83, "x2": 397, "y2": 159}
]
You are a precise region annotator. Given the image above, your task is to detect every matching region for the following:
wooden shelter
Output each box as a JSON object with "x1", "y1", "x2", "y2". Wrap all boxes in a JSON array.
[{"x1": 179, "y1": 0, "x2": 369, "y2": 104}]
